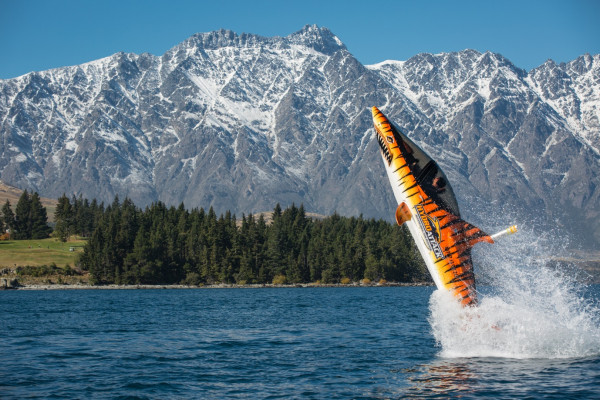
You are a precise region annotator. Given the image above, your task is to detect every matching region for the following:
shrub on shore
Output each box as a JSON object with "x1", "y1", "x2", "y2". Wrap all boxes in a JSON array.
[{"x1": 16, "y1": 263, "x2": 80, "y2": 277}]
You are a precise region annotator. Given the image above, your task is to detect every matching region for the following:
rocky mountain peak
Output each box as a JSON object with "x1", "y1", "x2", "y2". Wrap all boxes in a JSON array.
[{"x1": 287, "y1": 24, "x2": 346, "y2": 55}]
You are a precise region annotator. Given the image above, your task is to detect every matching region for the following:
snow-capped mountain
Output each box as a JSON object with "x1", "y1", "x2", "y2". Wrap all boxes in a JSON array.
[{"x1": 1, "y1": 25, "x2": 599, "y2": 247}]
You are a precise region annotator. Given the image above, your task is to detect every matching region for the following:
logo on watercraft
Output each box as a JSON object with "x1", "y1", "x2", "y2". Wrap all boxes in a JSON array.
[
  {"x1": 386, "y1": 136, "x2": 394, "y2": 143},
  {"x1": 414, "y1": 204, "x2": 444, "y2": 260}
]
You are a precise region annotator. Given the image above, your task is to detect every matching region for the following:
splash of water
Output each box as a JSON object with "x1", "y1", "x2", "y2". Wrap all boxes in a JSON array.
[{"x1": 429, "y1": 226, "x2": 600, "y2": 359}]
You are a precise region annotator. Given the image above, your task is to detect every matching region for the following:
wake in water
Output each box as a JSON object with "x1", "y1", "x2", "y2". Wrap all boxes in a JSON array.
[{"x1": 429, "y1": 225, "x2": 600, "y2": 359}]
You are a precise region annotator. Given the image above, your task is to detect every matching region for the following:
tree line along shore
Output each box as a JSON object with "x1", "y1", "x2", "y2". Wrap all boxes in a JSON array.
[{"x1": 1, "y1": 192, "x2": 431, "y2": 287}]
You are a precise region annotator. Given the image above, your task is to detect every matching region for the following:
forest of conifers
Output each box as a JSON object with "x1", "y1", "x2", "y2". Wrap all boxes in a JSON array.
[{"x1": 57, "y1": 196, "x2": 428, "y2": 285}]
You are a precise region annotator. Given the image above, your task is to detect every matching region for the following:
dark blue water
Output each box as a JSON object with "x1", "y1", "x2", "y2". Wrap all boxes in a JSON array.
[{"x1": 1, "y1": 287, "x2": 599, "y2": 399}]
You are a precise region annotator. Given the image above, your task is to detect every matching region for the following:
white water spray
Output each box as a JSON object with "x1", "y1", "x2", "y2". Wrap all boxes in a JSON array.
[{"x1": 429, "y1": 225, "x2": 600, "y2": 359}]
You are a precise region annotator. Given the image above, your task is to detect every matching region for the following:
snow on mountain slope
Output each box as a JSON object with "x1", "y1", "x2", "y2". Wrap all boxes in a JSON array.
[
  {"x1": 368, "y1": 50, "x2": 600, "y2": 246},
  {"x1": 1, "y1": 26, "x2": 599, "y2": 247},
  {"x1": 528, "y1": 54, "x2": 600, "y2": 154}
]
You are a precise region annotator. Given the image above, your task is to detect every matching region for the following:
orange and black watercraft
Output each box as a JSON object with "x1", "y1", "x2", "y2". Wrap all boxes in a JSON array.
[{"x1": 372, "y1": 106, "x2": 517, "y2": 306}]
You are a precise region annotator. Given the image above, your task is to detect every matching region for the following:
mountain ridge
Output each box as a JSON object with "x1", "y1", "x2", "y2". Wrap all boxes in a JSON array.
[{"x1": 0, "y1": 25, "x2": 598, "y2": 247}]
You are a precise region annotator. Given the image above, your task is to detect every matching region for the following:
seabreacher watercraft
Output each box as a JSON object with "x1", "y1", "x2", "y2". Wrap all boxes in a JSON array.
[{"x1": 372, "y1": 106, "x2": 516, "y2": 306}]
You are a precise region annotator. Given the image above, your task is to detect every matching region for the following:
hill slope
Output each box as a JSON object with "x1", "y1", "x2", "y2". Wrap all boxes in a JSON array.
[{"x1": 0, "y1": 181, "x2": 57, "y2": 222}]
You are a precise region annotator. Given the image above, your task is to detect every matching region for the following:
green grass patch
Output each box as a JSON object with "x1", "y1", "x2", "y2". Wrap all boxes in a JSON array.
[{"x1": 0, "y1": 238, "x2": 86, "y2": 268}]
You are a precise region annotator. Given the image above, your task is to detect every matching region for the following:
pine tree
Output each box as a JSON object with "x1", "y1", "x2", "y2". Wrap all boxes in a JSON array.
[
  {"x1": 76, "y1": 198, "x2": 92, "y2": 237},
  {"x1": 1, "y1": 200, "x2": 14, "y2": 237},
  {"x1": 10, "y1": 191, "x2": 51, "y2": 239},
  {"x1": 54, "y1": 194, "x2": 74, "y2": 241},
  {"x1": 30, "y1": 192, "x2": 52, "y2": 239},
  {"x1": 14, "y1": 190, "x2": 32, "y2": 239}
]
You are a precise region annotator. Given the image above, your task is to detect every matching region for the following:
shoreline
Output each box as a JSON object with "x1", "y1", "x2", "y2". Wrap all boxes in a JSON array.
[{"x1": 5, "y1": 282, "x2": 433, "y2": 291}]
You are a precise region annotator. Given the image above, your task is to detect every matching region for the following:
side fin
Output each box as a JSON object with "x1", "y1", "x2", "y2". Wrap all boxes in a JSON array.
[
  {"x1": 446, "y1": 217, "x2": 494, "y2": 248},
  {"x1": 464, "y1": 224, "x2": 494, "y2": 247},
  {"x1": 395, "y1": 202, "x2": 412, "y2": 226}
]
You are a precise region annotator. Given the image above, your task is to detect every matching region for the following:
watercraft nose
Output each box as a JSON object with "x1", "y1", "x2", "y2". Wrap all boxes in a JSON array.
[
  {"x1": 372, "y1": 106, "x2": 389, "y2": 127},
  {"x1": 371, "y1": 106, "x2": 381, "y2": 119}
]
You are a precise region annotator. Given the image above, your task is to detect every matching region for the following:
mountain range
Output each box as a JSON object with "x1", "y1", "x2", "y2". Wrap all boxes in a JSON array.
[{"x1": 0, "y1": 25, "x2": 598, "y2": 248}]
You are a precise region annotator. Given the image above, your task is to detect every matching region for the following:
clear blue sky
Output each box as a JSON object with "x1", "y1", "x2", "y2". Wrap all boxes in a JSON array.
[{"x1": 1, "y1": 0, "x2": 598, "y2": 79}]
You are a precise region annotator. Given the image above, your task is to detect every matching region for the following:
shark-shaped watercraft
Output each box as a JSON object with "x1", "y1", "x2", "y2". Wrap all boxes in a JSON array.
[{"x1": 372, "y1": 107, "x2": 516, "y2": 306}]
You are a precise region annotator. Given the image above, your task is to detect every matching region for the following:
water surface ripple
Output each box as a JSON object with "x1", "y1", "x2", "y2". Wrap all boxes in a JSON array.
[{"x1": 1, "y1": 287, "x2": 599, "y2": 399}]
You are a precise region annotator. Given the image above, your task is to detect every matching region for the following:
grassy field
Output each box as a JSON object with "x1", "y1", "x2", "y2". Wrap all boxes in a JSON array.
[{"x1": 0, "y1": 237, "x2": 86, "y2": 268}]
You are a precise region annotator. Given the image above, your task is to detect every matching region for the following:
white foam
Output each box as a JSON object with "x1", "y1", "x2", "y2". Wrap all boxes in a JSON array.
[{"x1": 429, "y1": 230, "x2": 600, "y2": 359}]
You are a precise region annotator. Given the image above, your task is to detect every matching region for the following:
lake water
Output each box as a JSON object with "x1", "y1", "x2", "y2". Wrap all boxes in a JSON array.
[{"x1": 1, "y1": 283, "x2": 599, "y2": 399}]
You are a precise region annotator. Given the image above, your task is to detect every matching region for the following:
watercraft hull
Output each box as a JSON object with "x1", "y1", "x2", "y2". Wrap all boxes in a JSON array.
[{"x1": 372, "y1": 106, "x2": 493, "y2": 306}]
